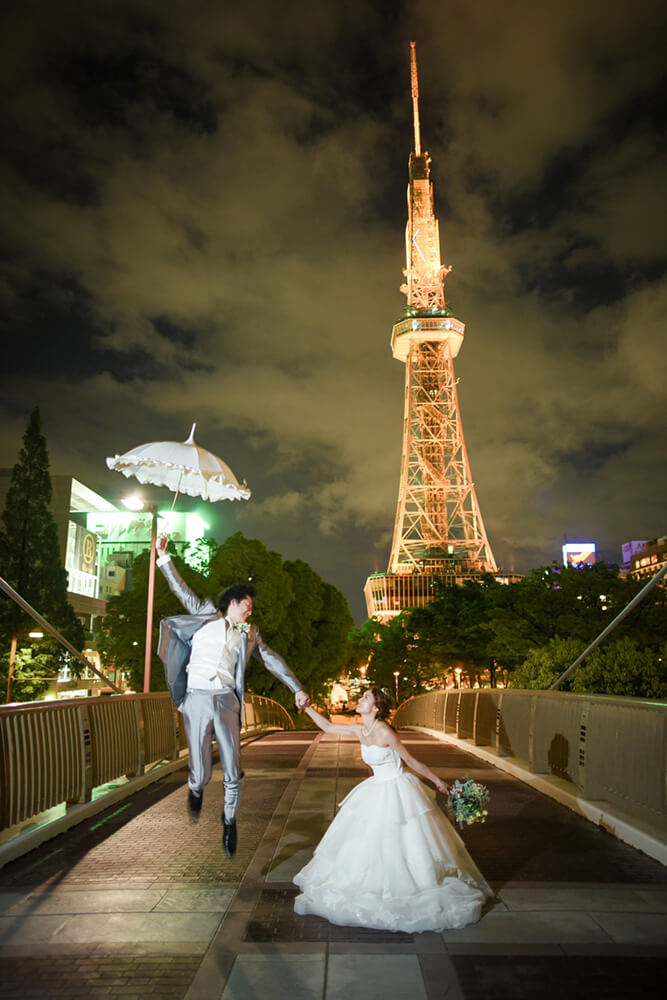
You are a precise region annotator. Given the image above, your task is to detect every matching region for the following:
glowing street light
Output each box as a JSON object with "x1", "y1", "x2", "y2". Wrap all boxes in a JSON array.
[
  {"x1": 120, "y1": 493, "x2": 145, "y2": 512},
  {"x1": 393, "y1": 670, "x2": 400, "y2": 702}
]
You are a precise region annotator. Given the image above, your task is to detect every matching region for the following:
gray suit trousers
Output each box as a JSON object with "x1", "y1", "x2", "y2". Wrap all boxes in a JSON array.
[{"x1": 182, "y1": 688, "x2": 242, "y2": 820}]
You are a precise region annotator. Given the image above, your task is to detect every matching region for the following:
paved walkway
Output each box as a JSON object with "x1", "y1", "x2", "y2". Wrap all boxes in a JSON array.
[{"x1": 0, "y1": 730, "x2": 665, "y2": 999}]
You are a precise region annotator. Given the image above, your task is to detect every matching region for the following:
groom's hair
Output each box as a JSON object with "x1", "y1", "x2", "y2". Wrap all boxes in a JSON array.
[{"x1": 216, "y1": 583, "x2": 256, "y2": 614}]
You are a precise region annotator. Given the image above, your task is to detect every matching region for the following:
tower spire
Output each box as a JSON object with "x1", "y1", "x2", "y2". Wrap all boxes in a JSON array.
[{"x1": 410, "y1": 41, "x2": 422, "y2": 156}]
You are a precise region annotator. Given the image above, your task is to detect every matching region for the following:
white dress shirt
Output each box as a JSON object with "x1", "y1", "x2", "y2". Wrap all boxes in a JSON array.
[{"x1": 187, "y1": 616, "x2": 236, "y2": 689}]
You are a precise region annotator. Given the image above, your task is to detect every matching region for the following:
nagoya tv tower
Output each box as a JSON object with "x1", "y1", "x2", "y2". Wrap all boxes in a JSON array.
[{"x1": 365, "y1": 42, "x2": 501, "y2": 620}]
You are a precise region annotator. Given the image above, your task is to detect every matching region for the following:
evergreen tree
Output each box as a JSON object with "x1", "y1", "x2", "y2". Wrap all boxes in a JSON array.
[{"x1": 0, "y1": 406, "x2": 84, "y2": 701}]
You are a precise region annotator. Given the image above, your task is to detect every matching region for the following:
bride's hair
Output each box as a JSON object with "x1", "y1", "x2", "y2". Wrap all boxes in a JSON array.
[{"x1": 370, "y1": 687, "x2": 393, "y2": 722}]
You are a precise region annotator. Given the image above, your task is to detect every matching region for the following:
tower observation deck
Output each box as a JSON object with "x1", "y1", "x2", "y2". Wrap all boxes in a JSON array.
[{"x1": 364, "y1": 43, "x2": 514, "y2": 621}]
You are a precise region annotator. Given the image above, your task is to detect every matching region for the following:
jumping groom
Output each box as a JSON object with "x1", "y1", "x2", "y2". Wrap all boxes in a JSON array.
[{"x1": 155, "y1": 535, "x2": 310, "y2": 856}]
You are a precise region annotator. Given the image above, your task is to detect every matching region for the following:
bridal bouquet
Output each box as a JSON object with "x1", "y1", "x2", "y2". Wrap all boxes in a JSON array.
[{"x1": 448, "y1": 778, "x2": 490, "y2": 828}]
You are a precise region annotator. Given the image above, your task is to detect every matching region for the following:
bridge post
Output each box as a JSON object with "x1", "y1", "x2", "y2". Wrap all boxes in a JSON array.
[
  {"x1": 67, "y1": 701, "x2": 93, "y2": 806},
  {"x1": 129, "y1": 698, "x2": 146, "y2": 778}
]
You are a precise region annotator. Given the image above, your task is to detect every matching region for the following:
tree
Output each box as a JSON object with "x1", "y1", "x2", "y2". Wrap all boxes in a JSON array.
[
  {"x1": 511, "y1": 635, "x2": 667, "y2": 698},
  {"x1": 407, "y1": 577, "x2": 500, "y2": 686},
  {"x1": 570, "y1": 638, "x2": 667, "y2": 699},
  {"x1": 511, "y1": 637, "x2": 586, "y2": 690},
  {"x1": 310, "y1": 580, "x2": 355, "y2": 699},
  {"x1": 349, "y1": 615, "x2": 412, "y2": 699},
  {"x1": 0, "y1": 406, "x2": 84, "y2": 701}
]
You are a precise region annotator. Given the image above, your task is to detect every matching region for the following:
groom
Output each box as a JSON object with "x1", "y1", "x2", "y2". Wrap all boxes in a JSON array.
[{"x1": 155, "y1": 535, "x2": 310, "y2": 857}]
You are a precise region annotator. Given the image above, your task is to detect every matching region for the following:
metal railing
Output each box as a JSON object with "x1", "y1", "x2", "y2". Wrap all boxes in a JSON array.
[
  {"x1": 395, "y1": 688, "x2": 667, "y2": 832},
  {"x1": 0, "y1": 691, "x2": 294, "y2": 833}
]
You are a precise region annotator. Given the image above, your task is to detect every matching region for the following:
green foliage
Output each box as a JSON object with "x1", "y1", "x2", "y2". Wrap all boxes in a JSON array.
[
  {"x1": 511, "y1": 637, "x2": 586, "y2": 690},
  {"x1": 0, "y1": 407, "x2": 84, "y2": 701},
  {"x1": 182, "y1": 536, "x2": 217, "y2": 574},
  {"x1": 512, "y1": 636, "x2": 667, "y2": 698},
  {"x1": 98, "y1": 531, "x2": 353, "y2": 705},
  {"x1": 570, "y1": 638, "x2": 667, "y2": 699},
  {"x1": 352, "y1": 564, "x2": 667, "y2": 700},
  {"x1": 1, "y1": 639, "x2": 66, "y2": 701}
]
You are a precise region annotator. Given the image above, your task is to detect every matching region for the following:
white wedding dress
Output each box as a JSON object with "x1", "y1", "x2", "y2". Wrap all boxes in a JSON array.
[{"x1": 293, "y1": 743, "x2": 492, "y2": 933}]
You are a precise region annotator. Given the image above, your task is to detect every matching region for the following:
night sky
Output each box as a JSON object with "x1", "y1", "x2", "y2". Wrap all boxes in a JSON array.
[{"x1": 1, "y1": 1, "x2": 666, "y2": 623}]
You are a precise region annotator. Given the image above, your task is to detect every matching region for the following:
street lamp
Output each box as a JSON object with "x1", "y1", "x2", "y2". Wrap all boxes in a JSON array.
[
  {"x1": 393, "y1": 670, "x2": 400, "y2": 703},
  {"x1": 122, "y1": 495, "x2": 159, "y2": 693}
]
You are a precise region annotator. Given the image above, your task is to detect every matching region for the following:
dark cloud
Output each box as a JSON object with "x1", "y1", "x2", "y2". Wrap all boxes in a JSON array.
[{"x1": 1, "y1": 0, "x2": 666, "y2": 621}]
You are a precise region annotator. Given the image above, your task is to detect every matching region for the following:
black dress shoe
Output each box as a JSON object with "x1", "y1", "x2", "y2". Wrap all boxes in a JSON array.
[
  {"x1": 188, "y1": 789, "x2": 203, "y2": 816},
  {"x1": 222, "y1": 818, "x2": 237, "y2": 857}
]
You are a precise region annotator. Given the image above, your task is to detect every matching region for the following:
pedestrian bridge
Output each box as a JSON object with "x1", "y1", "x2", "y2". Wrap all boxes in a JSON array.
[{"x1": 0, "y1": 693, "x2": 665, "y2": 999}]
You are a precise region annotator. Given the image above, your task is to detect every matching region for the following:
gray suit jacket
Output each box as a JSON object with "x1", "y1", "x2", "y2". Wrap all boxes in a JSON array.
[{"x1": 156, "y1": 558, "x2": 302, "y2": 713}]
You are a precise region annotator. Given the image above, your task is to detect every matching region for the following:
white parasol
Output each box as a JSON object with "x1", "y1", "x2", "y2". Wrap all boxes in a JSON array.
[
  {"x1": 105, "y1": 423, "x2": 251, "y2": 695},
  {"x1": 106, "y1": 423, "x2": 251, "y2": 506}
]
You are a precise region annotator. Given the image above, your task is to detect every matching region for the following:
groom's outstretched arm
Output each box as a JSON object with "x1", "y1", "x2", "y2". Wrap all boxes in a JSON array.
[
  {"x1": 156, "y1": 534, "x2": 217, "y2": 616},
  {"x1": 252, "y1": 636, "x2": 310, "y2": 707}
]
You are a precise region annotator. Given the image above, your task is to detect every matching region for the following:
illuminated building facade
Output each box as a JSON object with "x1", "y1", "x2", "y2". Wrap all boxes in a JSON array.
[
  {"x1": 628, "y1": 536, "x2": 667, "y2": 583},
  {"x1": 0, "y1": 471, "x2": 208, "y2": 631},
  {"x1": 0, "y1": 471, "x2": 209, "y2": 698},
  {"x1": 365, "y1": 44, "x2": 508, "y2": 620}
]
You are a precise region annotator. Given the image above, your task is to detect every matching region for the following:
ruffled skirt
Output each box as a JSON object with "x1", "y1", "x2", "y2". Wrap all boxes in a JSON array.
[{"x1": 293, "y1": 772, "x2": 491, "y2": 933}]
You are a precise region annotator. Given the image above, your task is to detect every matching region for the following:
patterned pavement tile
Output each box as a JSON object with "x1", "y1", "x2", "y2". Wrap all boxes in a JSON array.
[
  {"x1": 0, "y1": 952, "x2": 200, "y2": 1000},
  {"x1": 326, "y1": 954, "x2": 427, "y2": 999},
  {"x1": 0, "y1": 776, "x2": 288, "y2": 889},
  {"x1": 222, "y1": 954, "x2": 325, "y2": 1000}
]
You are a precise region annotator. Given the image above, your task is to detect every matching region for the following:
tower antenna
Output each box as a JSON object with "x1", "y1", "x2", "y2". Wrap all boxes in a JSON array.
[{"x1": 410, "y1": 41, "x2": 422, "y2": 156}]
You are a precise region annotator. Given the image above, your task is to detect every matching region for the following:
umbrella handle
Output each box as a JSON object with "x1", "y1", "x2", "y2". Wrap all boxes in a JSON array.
[{"x1": 170, "y1": 472, "x2": 183, "y2": 511}]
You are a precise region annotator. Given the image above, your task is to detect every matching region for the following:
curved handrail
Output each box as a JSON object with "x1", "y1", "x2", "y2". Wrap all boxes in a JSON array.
[
  {"x1": 0, "y1": 690, "x2": 294, "y2": 833},
  {"x1": 394, "y1": 688, "x2": 667, "y2": 834}
]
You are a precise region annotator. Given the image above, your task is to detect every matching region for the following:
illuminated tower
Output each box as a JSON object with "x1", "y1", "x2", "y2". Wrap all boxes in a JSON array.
[{"x1": 365, "y1": 43, "x2": 498, "y2": 620}]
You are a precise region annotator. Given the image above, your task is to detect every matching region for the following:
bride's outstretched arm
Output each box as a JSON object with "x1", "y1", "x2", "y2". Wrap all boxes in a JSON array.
[
  {"x1": 304, "y1": 706, "x2": 360, "y2": 736},
  {"x1": 381, "y1": 725, "x2": 449, "y2": 794}
]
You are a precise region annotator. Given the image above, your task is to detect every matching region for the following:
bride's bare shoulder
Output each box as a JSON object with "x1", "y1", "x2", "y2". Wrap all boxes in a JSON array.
[{"x1": 371, "y1": 721, "x2": 396, "y2": 746}]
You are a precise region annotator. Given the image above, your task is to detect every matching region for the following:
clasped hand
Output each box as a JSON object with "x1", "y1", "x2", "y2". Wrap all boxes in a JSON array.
[{"x1": 295, "y1": 690, "x2": 311, "y2": 709}]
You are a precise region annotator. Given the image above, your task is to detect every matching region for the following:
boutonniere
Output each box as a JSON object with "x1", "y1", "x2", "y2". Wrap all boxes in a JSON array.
[{"x1": 230, "y1": 621, "x2": 251, "y2": 634}]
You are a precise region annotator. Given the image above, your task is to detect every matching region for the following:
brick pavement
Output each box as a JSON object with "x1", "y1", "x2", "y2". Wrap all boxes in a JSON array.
[{"x1": 0, "y1": 729, "x2": 665, "y2": 1000}]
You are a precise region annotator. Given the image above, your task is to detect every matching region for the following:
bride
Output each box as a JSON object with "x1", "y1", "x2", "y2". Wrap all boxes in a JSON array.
[{"x1": 293, "y1": 687, "x2": 492, "y2": 933}]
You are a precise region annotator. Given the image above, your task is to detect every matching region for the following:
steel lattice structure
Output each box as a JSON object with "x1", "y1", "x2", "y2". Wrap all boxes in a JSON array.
[
  {"x1": 389, "y1": 338, "x2": 496, "y2": 575},
  {"x1": 365, "y1": 43, "x2": 501, "y2": 620}
]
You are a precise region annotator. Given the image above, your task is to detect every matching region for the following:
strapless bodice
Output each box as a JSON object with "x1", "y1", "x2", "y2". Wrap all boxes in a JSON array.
[{"x1": 361, "y1": 743, "x2": 404, "y2": 780}]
